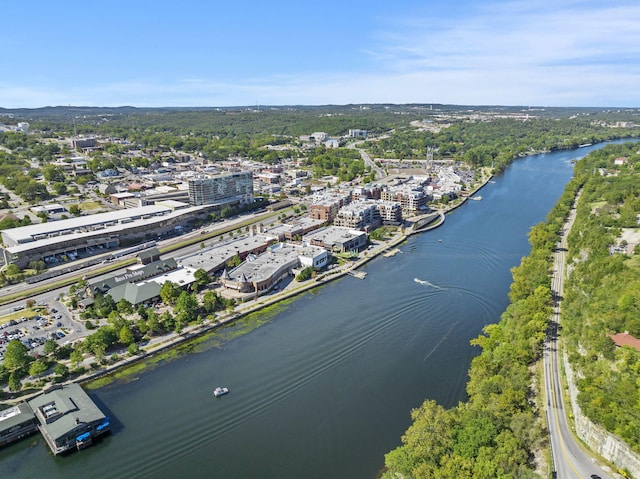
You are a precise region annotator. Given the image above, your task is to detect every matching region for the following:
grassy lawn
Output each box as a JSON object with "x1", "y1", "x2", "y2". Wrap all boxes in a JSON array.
[{"x1": 79, "y1": 200, "x2": 104, "y2": 211}]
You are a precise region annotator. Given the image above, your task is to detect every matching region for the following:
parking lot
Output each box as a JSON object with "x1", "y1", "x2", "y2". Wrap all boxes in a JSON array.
[{"x1": 0, "y1": 304, "x2": 72, "y2": 362}]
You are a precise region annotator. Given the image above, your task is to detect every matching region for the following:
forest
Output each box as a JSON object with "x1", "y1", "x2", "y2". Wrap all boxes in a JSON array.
[{"x1": 562, "y1": 142, "x2": 640, "y2": 451}]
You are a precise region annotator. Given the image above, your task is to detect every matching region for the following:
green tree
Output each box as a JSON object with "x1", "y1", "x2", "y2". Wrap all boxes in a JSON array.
[
  {"x1": 193, "y1": 268, "x2": 211, "y2": 292},
  {"x1": 202, "y1": 290, "x2": 221, "y2": 313},
  {"x1": 54, "y1": 363, "x2": 69, "y2": 379},
  {"x1": 53, "y1": 182, "x2": 68, "y2": 195},
  {"x1": 119, "y1": 325, "x2": 135, "y2": 345},
  {"x1": 4, "y1": 340, "x2": 30, "y2": 370},
  {"x1": 127, "y1": 342, "x2": 140, "y2": 355},
  {"x1": 8, "y1": 371, "x2": 22, "y2": 391},
  {"x1": 160, "y1": 281, "x2": 181, "y2": 304},
  {"x1": 174, "y1": 291, "x2": 198, "y2": 331},
  {"x1": 116, "y1": 298, "x2": 134, "y2": 316},
  {"x1": 70, "y1": 349, "x2": 84, "y2": 369},
  {"x1": 69, "y1": 204, "x2": 82, "y2": 216},
  {"x1": 43, "y1": 339, "x2": 59, "y2": 355},
  {"x1": 29, "y1": 360, "x2": 48, "y2": 377}
]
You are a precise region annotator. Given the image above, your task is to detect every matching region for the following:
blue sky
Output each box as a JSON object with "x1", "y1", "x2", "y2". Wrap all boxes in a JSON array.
[{"x1": 2, "y1": 0, "x2": 639, "y2": 108}]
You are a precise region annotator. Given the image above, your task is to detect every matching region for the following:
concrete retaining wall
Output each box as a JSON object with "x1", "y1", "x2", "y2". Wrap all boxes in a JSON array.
[{"x1": 564, "y1": 354, "x2": 640, "y2": 477}]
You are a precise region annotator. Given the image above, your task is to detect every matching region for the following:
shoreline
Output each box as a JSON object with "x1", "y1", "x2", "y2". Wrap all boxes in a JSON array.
[{"x1": 2, "y1": 174, "x2": 494, "y2": 404}]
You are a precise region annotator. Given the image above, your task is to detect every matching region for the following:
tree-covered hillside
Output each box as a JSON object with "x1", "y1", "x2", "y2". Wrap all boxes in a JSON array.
[{"x1": 562, "y1": 141, "x2": 640, "y2": 451}]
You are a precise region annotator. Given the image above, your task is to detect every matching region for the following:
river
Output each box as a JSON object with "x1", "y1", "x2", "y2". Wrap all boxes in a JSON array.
[{"x1": 0, "y1": 142, "x2": 627, "y2": 478}]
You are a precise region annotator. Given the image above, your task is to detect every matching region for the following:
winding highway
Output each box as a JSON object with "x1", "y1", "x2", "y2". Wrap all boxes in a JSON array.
[{"x1": 545, "y1": 202, "x2": 614, "y2": 479}]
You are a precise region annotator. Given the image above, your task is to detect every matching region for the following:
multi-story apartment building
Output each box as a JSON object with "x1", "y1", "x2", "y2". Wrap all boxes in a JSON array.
[
  {"x1": 188, "y1": 171, "x2": 254, "y2": 206},
  {"x1": 376, "y1": 201, "x2": 403, "y2": 225},
  {"x1": 333, "y1": 201, "x2": 380, "y2": 231},
  {"x1": 309, "y1": 191, "x2": 351, "y2": 222},
  {"x1": 381, "y1": 187, "x2": 426, "y2": 214}
]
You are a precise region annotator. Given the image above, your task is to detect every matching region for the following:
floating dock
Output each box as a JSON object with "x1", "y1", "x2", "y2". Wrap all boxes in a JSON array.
[
  {"x1": 347, "y1": 271, "x2": 367, "y2": 279},
  {"x1": 383, "y1": 248, "x2": 401, "y2": 257}
]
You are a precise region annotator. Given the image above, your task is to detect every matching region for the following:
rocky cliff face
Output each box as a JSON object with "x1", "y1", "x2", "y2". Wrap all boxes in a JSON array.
[{"x1": 564, "y1": 354, "x2": 640, "y2": 477}]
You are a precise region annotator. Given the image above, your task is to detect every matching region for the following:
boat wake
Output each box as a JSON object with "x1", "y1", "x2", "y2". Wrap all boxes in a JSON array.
[{"x1": 414, "y1": 278, "x2": 442, "y2": 290}]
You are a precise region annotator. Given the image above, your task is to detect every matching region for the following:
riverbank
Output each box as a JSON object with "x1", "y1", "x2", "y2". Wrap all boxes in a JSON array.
[{"x1": 1, "y1": 173, "x2": 494, "y2": 404}]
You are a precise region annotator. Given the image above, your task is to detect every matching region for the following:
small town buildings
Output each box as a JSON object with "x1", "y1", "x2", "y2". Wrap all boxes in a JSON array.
[
  {"x1": 179, "y1": 234, "x2": 275, "y2": 276},
  {"x1": 348, "y1": 129, "x2": 368, "y2": 139},
  {"x1": 31, "y1": 204, "x2": 67, "y2": 215},
  {"x1": 27, "y1": 384, "x2": 110, "y2": 455},
  {"x1": 264, "y1": 217, "x2": 325, "y2": 241}
]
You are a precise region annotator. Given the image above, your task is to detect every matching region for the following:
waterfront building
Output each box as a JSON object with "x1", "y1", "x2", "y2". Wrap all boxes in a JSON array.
[
  {"x1": 376, "y1": 201, "x2": 403, "y2": 225},
  {"x1": 0, "y1": 403, "x2": 38, "y2": 447},
  {"x1": 188, "y1": 171, "x2": 254, "y2": 207},
  {"x1": 303, "y1": 226, "x2": 368, "y2": 253},
  {"x1": 220, "y1": 242, "x2": 329, "y2": 299},
  {"x1": 264, "y1": 217, "x2": 325, "y2": 241},
  {"x1": 27, "y1": 384, "x2": 110, "y2": 455},
  {"x1": 380, "y1": 186, "x2": 426, "y2": 213},
  {"x1": 179, "y1": 234, "x2": 275, "y2": 276}
]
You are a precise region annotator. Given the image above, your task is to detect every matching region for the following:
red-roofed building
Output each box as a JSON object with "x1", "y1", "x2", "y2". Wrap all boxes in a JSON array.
[{"x1": 608, "y1": 332, "x2": 640, "y2": 351}]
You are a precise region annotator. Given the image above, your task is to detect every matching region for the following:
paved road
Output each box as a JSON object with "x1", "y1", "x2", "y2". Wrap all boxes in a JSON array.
[
  {"x1": 545, "y1": 203, "x2": 614, "y2": 479},
  {"x1": 347, "y1": 139, "x2": 385, "y2": 180}
]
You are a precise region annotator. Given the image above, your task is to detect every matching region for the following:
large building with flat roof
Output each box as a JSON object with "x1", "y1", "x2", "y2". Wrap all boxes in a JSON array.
[{"x1": 1, "y1": 205, "x2": 212, "y2": 268}]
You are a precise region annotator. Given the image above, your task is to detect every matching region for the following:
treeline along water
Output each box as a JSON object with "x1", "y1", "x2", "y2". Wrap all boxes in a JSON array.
[{"x1": 0, "y1": 143, "x2": 625, "y2": 478}]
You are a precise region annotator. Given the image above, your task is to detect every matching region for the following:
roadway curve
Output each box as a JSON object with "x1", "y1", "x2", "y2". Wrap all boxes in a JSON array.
[{"x1": 545, "y1": 200, "x2": 614, "y2": 479}]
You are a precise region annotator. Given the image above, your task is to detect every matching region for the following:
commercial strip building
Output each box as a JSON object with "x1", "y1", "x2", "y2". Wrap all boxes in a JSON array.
[
  {"x1": 263, "y1": 217, "x2": 326, "y2": 241},
  {"x1": 179, "y1": 234, "x2": 276, "y2": 276},
  {"x1": 83, "y1": 252, "x2": 196, "y2": 307},
  {"x1": 1, "y1": 205, "x2": 214, "y2": 268},
  {"x1": 0, "y1": 384, "x2": 109, "y2": 454},
  {"x1": 1, "y1": 171, "x2": 255, "y2": 269}
]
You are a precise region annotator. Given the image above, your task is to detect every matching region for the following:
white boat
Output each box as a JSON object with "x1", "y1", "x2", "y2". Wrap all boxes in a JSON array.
[{"x1": 213, "y1": 387, "x2": 229, "y2": 397}]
